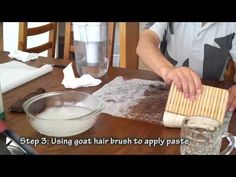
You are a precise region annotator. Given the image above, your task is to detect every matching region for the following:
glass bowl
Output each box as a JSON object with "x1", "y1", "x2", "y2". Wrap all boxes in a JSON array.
[{"x1": 23, "y1": 91, "x2": 103, "y2": 137}]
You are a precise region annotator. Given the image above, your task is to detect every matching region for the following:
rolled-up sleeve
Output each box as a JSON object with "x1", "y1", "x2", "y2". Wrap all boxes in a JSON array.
[
  {"x1": 149, "y1": 22, "x2": 168, "y2": 41},
  {"x1": 144, "y1": 22, "x2": 155, "y2": 29}
]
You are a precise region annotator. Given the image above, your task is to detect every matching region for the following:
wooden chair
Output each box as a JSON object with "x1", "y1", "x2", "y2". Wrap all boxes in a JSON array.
[
  {"x1": 119, "y1": 22, "x2": 139, "y2": 69},
  {"x1": 63, "y1": 22, "x2": 116, "y2": 66},
  {"x1": 63, "y1": 22, "x2": 74, "y2": 60},
  {"x1": 224, "y1": 59, "x2": 236, "y2": 82},
  {"x1": 18, "y1": 22, "x2": 57, "y2": 58}
]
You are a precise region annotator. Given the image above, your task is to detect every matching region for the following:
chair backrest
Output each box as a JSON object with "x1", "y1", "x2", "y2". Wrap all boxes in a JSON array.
[
  {"x1": 224, "y1": 59, "x2": 236, "y2": 81},
  {"x1": 63, "y1": 22, "x2": 74, "y2": 60},
  {"x1": 63, "y1": 22, "x2": 116, "y2": 66},
  {"x1": 18, "y1": 22, "x2": 57, "y2": 58}
]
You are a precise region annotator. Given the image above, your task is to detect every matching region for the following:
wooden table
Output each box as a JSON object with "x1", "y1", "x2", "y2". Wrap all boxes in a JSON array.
[{"x1": 1, "y1": 52, "x2": 236, "y2": 155}]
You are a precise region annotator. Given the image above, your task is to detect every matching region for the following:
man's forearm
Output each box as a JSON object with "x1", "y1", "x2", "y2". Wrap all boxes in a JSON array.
[{"x1": 136, "y1": 30, "x2": 174, "y2": 79}]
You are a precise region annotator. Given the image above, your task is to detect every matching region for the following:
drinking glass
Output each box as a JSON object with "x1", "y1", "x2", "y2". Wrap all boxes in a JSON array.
[{"x1": 180, "y1": 116, "x2": 235, "y2": 155}]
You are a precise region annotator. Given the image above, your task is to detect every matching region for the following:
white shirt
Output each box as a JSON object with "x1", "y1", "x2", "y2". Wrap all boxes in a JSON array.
[{"x1": 149, "y1": 22, "x2": 236, "y2": 80}]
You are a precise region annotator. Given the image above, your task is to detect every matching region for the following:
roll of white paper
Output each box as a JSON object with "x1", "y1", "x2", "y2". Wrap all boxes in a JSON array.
[{"x1": 0, "y1": 61, "x2": 53, "y2": 93}]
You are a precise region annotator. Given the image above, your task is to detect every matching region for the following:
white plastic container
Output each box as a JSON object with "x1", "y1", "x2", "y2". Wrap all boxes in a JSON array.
[{"x1": 73, "y1": 22, "x2": 109, "y2": 78}]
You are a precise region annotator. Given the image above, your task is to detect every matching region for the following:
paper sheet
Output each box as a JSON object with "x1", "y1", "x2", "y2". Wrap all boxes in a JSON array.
[
  {"x1": 8, "y1": 50, "x2": 39, "y2": 62},
  {"x1": 61, "y1": 63, "x2": 101, "y2": 89},
  {"x1": 93, "y1": 76, "x2": 168, "y2": 124},
  {"x1": 0, "y1": 61, "x2": 53, "y2": 93}
]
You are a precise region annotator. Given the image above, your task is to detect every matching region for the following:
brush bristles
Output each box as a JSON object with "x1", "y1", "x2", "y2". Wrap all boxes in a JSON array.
[{"x1": 165, "y1": 83, "x2": 229, "y2": 124}]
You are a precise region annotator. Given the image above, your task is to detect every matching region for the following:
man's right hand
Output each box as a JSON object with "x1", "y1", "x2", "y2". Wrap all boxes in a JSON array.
[
  {"x1": 160, "y1": 66, "x2": 202, "y2": 100},
  {"x1": 136, "y1": 29, "x2": 202, "y2": 100}
]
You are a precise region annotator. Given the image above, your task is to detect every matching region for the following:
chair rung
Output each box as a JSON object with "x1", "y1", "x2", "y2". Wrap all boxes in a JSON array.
[
  {"x1": 26, "y1": 42, "x2": 52, "y2": 53},
  {"x1": 27, "y1": 23, "x2": 54, "y2": 36}
]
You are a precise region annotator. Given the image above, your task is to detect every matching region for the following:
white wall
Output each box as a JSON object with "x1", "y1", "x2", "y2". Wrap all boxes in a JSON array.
[{"x1": 3, "y1": 22, "x2": 58, "y2": 57}]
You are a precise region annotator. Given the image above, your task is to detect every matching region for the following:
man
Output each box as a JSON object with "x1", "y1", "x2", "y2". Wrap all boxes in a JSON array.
[{"x1": 136, "y1": 22, "x2": 236, "y2": 112}]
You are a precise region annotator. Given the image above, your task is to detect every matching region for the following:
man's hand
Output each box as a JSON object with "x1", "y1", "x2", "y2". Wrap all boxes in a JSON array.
[
  {"x1": 160, "y1": 66, "x2": 202, "y2": 100},
  {"x1": 228, "y1": 85, "x2": 236, "y2": 112},
  {"x1": 136, "y1": 29, "x2": 202, "y2": 100}
]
